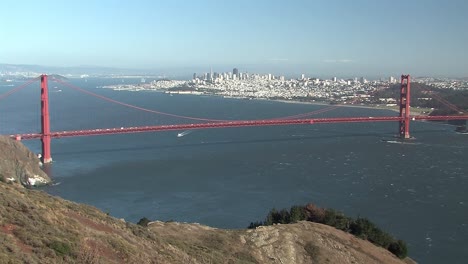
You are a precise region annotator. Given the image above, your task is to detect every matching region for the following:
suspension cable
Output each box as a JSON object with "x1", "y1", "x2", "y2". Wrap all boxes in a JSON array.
[
  {"x1": 430, "y1": 92, "x2": 464, "y2": 113},
  {"x1": 52, "y1": 78, "x2": 231, "y2": 122},
  {"x1": 277, "y1": 106, "x2": 339, "y2": 119},
  {"x1": 0, "y1": 77, "x2": 40, "y2": 101}
]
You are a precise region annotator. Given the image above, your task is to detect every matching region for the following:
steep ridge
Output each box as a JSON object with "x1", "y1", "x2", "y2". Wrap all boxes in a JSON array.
[{"x1": 0, "y1": 136, "x2": 50, "y2": 186}]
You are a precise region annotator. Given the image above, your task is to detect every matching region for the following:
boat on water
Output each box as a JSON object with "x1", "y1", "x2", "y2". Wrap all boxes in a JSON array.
[{"x1": 177, "y1": 130, "x2": 192, "y2": 137}]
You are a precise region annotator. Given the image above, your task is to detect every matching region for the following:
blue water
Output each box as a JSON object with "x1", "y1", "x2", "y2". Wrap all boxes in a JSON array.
[{"x1": 1, "y1": 78, "x2": 467, "y2": 263}]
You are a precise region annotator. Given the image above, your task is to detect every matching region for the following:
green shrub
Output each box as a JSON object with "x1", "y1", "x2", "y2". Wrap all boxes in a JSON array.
[
  {"x1": 49, "y1": 240, "x2": 72, "y2": 256},
  {"x1": 369, "y1": 229, "x2": 393, "y2": 249},
  {"x1": 278, "y1": 209, "x2": 291, "y2": 224},
  {"x1": 323, "y1": 209, "x2": 352, "y2": 232},
  {"x1": 249, "y1": 203, "x2": 409, "y2": 259},
  {"x1": 289, "y1": 205, "x2": 307, "y2": 223},
  {"x1": 248, "y1": 221, "x2": 263, "y2": 229},
  {"x1": 137, "y1": 217, "x2": 151, "y2": 227},
  {"x1": 350, "y1": 218, "x2": 374, "y2": 239},
  {"x1": 350, "y1": 218, "x2": 393, "y2": 248},
  {"x1": 388, "y1": 240, "x2": 408, "y2": 259},
  {"x1": 264, "y1": 208, "x2": 278, "y2": 225},
  {"x1": 305, "y1": 203, "x2": 326, "y2": 223}
]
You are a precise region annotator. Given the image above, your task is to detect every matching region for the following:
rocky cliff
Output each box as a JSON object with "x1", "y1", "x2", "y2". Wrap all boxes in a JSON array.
[
  {"x1": 0, "y1": 136, "x2": 50, "y2": 186},
  {"x1": 0, "y1": 137, "x2": 416, "y2": 263}
]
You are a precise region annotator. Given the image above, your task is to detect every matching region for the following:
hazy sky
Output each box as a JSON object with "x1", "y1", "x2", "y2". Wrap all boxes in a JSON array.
[{"x1": 1, "y1": 0, "x2": 467, "y2": 77}]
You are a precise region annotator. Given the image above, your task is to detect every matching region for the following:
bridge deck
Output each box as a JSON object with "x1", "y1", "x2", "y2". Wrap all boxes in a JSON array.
[{"x1": 8, "y1": 115, "x2": 468, "y2": 140}]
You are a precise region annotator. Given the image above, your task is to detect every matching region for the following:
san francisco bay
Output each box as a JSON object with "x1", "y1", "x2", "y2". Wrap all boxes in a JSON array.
[{"x1": 1, "y1": 78, "x2": 467, "y2": 263}]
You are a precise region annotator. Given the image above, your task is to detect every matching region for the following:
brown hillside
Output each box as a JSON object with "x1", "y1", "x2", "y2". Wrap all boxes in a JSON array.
[
  {"x1": 0, "y1": 137, "x2": 416, "y2": 263},
  {"x1": 0, "y1": 136, "x2": 50, "y2": 186}
]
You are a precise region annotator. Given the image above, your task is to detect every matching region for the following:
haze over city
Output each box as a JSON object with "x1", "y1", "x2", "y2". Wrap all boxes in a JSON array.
[{"x1": 1, "y1": 0, "x2": 467, "y2": 77}]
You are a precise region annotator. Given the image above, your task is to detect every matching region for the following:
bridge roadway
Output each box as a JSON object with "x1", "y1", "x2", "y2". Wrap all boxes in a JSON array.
[{"x1": 9, "y1": 115, "x2": 468, "y2": 140}]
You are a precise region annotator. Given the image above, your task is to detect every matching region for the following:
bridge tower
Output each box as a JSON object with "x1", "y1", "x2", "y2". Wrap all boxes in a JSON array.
[
  {"x1": 399, "y1": 74, "x2": 411, "y2": 139},
  {"x1": 40, "y1": 74, "x2": 52, "y2": 163}
]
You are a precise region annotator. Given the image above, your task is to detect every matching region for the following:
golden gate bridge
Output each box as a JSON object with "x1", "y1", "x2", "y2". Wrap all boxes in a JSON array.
[{"x1": 1, "y1": 74, "x2": 467, "y2": 164}]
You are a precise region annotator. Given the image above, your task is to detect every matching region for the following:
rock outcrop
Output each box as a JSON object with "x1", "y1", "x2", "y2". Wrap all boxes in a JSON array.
[
  {"x1": 0, "y1": 136, "x2": 51, "y2": 186},
  {"x1": 148, "y1": 221, "x2": 416, "y2": 264}
]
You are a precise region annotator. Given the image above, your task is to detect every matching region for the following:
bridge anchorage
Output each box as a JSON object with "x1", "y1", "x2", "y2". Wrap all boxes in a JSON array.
[{"x1": 5, "y1": 73, "x2": 467, "y2": 164}]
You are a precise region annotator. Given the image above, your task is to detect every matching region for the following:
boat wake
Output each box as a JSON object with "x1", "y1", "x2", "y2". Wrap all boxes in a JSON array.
[
  {"x1": 177, "y1": 130, "x2": 192, "y2": 137},
  {"x1": 381, "y1": 139, "x2": 419, "y2": 145}
]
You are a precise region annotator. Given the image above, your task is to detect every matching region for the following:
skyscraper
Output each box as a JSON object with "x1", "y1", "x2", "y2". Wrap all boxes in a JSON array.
[{"x1": 233, "y1": 68, "x2": 239, "y2": 77}]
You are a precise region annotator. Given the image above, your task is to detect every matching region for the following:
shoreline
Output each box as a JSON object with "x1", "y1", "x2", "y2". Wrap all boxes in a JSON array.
[
  {"x1": 270, "y1": 98, "x2": 404, "y2": 113},
  {"x1": 100, "y1": 85, "x2": 434, "y2": 115}
]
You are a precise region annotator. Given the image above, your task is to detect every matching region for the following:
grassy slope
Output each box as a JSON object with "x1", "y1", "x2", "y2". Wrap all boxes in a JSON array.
[
  {"x1": 0, "y1": 182, "x2": 415, "y2": 264},
  {"x1": 0, "y1": 136, "x2": 415, "y2": 263}
]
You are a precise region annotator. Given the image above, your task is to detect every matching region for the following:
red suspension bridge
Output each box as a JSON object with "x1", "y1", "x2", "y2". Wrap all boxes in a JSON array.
[{"x1": 1, "y1": 74, "x2": 467, "y2": 164}]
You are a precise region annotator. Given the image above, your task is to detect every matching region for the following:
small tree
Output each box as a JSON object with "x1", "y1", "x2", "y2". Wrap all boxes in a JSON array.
[
  {"x1": 248, "y1": 221, "x2": 263, "y2": 229},
  {"x1": 265, "y1": 209, "x2": 278, "y2": 225},
  {"x1": 388, "y1": 240, "x2": 408, "y2": 259},
  {"x1": 323, "y1": 209, "x2": 351, "y2": 231},
  {"x1": 350, "y1": 218, "x2": 374, "y2": 239},
  {"x1": 368, "y1": 228, "x2": 393, "y2": 249},
  {"x1": 137, "y1": 217, "x2": 151, "y2": 227},
  {"x1": 305, "y1": 203, "x2": 326, "y2": 223},
  {"x1": 49, "y1": 241, "x2": 72, "y2": 256},
  {"x1": 289, "y1": 205, "x2": 306, "y2": 223},
  {"x1": 278, "y1": 209, "x2": 291, "y2": 224}
]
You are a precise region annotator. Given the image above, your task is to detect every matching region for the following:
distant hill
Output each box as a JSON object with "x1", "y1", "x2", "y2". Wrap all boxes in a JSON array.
[
  {"x1": 47, "y1": 74, "x2": 68, "y2": 80},
  {"x1": 373, "y1": 82, "x2": 468, "y2": 113},
  {"x1": 0, "y1": 63, "x2": 155, "y2": 77}
]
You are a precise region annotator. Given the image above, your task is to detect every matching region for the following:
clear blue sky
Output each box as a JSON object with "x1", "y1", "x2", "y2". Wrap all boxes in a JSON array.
[{"x1": 1, "y1": 0, "x2": 467, "y2": 77}]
